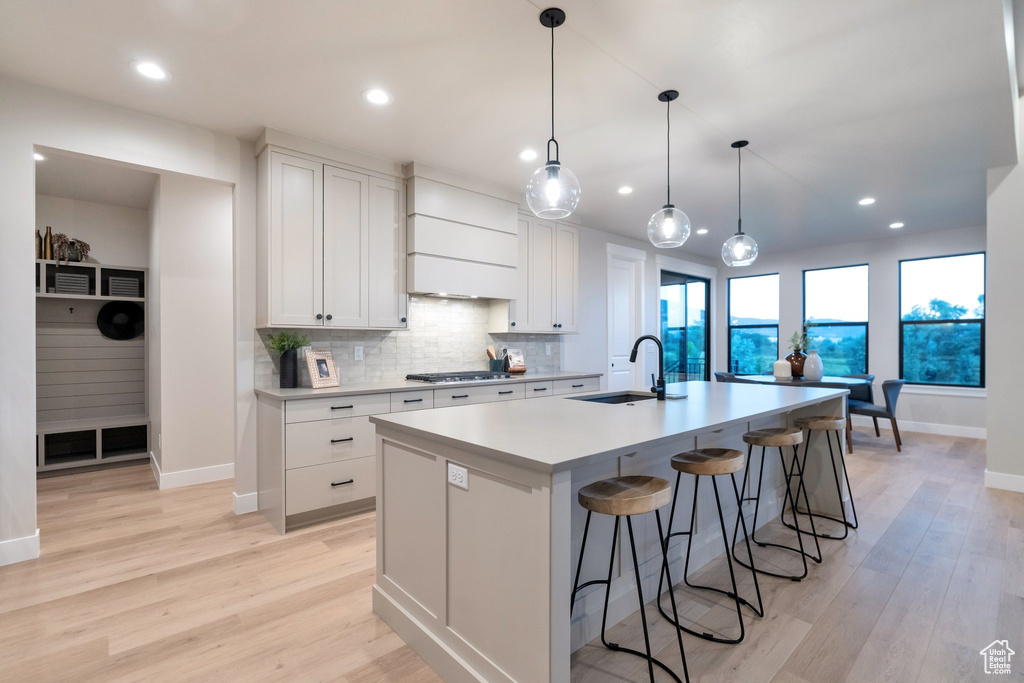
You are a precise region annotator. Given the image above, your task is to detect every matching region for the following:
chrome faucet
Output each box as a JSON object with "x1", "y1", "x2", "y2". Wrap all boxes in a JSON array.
[{"x1": 629, "y1": 335, "x2": 666, "y2": 400}]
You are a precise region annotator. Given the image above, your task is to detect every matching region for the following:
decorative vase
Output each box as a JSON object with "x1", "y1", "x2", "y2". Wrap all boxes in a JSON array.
[
  {"x1": 35, "y1": 229, "x2": 42, "y2": 259},
  {"x1": 43, "y1": 226, "x2": 53, "y2": 260},
  {"x1": 785, "y1": 350, "x2": 807, "y2": 378},
  {"x1": 803, "y1": 349, "x2": 824, "y2": 381},
  {"x1": 773, "y1": 358, "x2": 792, "y2": 379},
  {"x1": 279, "y1": 348, "x2": 298, "y2": 389}
]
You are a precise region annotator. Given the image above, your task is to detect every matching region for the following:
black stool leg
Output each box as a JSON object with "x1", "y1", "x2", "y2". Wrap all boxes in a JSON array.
[
  {"x1": 787, "y1": 444, "x2": 823, "y2": 562},
  {"x1": 730, "y1": 472, "x2": 764, "y2": 617},
  {"x1": 570, "y1": 510, "x2": 592, "y2": 616},
  {"x1": 782, "y1": 429, "x2": 856, "y2": 540},
  {"x1": 836, "y1": 429, "x2": 859, "y2": 529},
  {"x1": 655, "y1": 510, "x2": 690, "y2": 683}
]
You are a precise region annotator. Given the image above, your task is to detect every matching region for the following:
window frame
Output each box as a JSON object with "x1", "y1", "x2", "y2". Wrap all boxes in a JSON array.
[
  {"x1": 727, "y1": 272, "x2": 780, "y2": 375},
  {"x1": 801, "y1": 263, "x2": 870, "y2": 375},
  {"x1": 897, "y1": 252, "x2": 986, "y2": 388}
]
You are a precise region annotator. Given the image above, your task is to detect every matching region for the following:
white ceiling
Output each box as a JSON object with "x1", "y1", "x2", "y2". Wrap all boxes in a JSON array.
[
  {"x1": 35, "y1": 151, "x2": 157, "y2": 210},
  {"x1": 0, "y1": 1, "x2": 1015, "y2": 259}
]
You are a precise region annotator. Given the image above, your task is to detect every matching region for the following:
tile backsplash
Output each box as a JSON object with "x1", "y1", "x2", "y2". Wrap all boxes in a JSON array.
[{"x1": 255, "y1": 296, "x2": 561, "y2": 389}]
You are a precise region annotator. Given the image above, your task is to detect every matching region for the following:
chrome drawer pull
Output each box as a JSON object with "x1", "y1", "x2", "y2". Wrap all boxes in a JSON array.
[
  {"x1": 572, "y1": 384, "x2": 584, "y2": 388},
  {"x1": 452, "y1": 394, "x2": 469, "y2": 399},
  {"x1": 331, "y1": 437, "x2": 354, "y2": 444},
  {"x1": 331, "y1": 479, "x2": 354, "y2": 487},
  {"x1": 404, "y1": 398, "x2": 424, "y2": 403},
  {"x1": 498, "y1": 390, "x2": 514, "y2": 395},
  {"x1": 331, "y1": 405, "x2": 354, "y2": 410},
  {"x1": 534, "y1": 387, "x2": 548, "y2": 391}
]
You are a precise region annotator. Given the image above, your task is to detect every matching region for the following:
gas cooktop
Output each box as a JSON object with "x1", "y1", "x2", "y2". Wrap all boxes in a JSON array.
[{"x1": 406, "y1": 371, "x2": 511, "y2": 383}]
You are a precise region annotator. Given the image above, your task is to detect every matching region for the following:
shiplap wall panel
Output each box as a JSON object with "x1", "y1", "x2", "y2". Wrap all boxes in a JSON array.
[{"x1": 36, "y1": 298, "x2": 146, "y2": 423}]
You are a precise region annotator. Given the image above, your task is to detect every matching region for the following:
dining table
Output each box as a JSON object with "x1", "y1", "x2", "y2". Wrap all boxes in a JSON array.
[{"x1": 734, "y1": 374, "x2": 872, "y2": 453}]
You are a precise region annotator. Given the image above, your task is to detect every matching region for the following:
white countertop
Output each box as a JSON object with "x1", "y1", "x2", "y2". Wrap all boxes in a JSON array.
[
  {"x1": 370, "y1": 381, "x2": 848, "y2": 472},
  {"x1": 253, "y1": 370, "x2": 602, "y2": 401}
]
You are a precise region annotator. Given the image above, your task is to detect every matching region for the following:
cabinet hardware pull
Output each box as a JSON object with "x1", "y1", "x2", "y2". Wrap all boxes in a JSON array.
[
  {"x1": 400, "y1": 317, "x2": 407, "y2": 323},
  {"x1": 452, "y1": 394, "x2": 469, "y2": 399},
  {"x1": 331, "y1": 479, "x2": 354, "y2": 487},
  {"x1": 326, "y1": 314, "x2": 333, "y2": 321},
  {"x1": 331, "y1": 405, "x2": 354, "y2": 410},
  {"x1": 498, "y1": 390, "x2": 514, "y2": 395},
  {"x1": 534, "y1": 387, "x2": 548, "y2": 391},
  {"x1": 316, "y1": 313, "x2": 323, "y2": 320},
  {"x1": 511, "y1": 321, "x2": 516, "y2": 326},
  {"x1": 331, "y1": 437, "x2": 354, "y2": 444},
  {"x1": 572, "y1": 384, "x2": 584, "y2": 388},
  {"x1": 403, "y1": 398, "x2": 424, "y2": 403}
]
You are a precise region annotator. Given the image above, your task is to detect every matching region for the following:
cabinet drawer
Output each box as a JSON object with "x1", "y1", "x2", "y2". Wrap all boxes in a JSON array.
[
  {"x1": 553, "y1": 377, "x2": 600, "y2": 395},
  {"x1": 433, "y1": 382, "x2": 525, "y2": 408},
  {"x1": 285, "y1": 456, "x2": 375, "y2": 516},
  {"x1": 390, "y1": 390, "x2": 434, "y2": 413},
  {"x1": 524, "y1": 381, "x2": 555, "y2": 398},
  {"x1": 285, "y1": 393, "x2": 390, "y2": 423},
  {"x1": 286, "y1": 416, "x2": 376, "y2": 470}
]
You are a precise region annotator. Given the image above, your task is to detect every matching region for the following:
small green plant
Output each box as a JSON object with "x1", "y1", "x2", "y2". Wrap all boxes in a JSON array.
[
  {"x1": 268, "y1": 331, "x2": 310, "y2": 355},
  {"x1": 788, "y1": 327, "x2": 808, "y2": 353}
]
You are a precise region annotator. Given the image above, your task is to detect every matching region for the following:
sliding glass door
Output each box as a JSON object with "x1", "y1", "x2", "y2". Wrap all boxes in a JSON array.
[{"x1": 660, "y1": 271, "x2": 710, "y2": 382}]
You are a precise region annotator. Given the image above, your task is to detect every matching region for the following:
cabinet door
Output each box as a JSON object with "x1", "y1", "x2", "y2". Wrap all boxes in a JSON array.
[
  {"x1": 323, "y1": 165, "x2": 369, "y2": 327},
  {"x1": 368, "y1": 177, "x2": 408, "y2": 328},
  {"x1": 270, "y1": 152, "x2": 323, "y2": 326},
  {"x1": 554, "y1": 222, "x2": 579, "y2": 332},
  {"x1": 529, "y1": 219, "x2": 555, "y2": 332},
  {"x1": 506, "y1": 215, "x2": 532, "y2": 331}
]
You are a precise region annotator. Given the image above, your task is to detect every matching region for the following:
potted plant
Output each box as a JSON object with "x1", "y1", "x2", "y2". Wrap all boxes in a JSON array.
[
  {"x1": 785, "y1": 327, "x2": 809, "y2": 378},
  {"x1": 268, "y1": 331, "x2": 311, "y2": 389}
]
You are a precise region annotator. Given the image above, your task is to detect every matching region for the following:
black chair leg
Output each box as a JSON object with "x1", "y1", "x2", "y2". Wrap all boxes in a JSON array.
[
  {"x1": 872, "y1": 416, "x2": 880, "y2": 437},
  {"x1": 891, "y1": 418, "x2": 902, "y2": 451}
]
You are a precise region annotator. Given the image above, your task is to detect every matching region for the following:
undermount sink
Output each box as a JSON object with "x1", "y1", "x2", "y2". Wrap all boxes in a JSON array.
[{"x1": 570, "y1": 391, "x2": 657, "y2": 405}]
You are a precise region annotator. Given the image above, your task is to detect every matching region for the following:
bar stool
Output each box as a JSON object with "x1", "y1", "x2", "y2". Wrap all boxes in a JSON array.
[
  {"x1": 732, "y1": 427, "x2": 822, "y2": 581},
  {"x1": 571, "y1": 476, "x2": 690, "y2": 683},
  {"x1": 656, "y1": 448, "x2": 764, "y2": 644},
  {"x1": 781, "y1": 416, "x2": 859, "y2": 540}
]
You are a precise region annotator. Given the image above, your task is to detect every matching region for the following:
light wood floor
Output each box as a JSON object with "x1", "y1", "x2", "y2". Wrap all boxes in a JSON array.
[{"x1": 0, "y1": 429, "x2": 1019, "y2": 682}]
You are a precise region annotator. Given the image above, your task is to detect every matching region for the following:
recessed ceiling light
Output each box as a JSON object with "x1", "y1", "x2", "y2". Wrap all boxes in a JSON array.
[
  {"x1": 618, "y1": 186, "x2": 633, "y2": 195},
  {"x1": 470, "y1": 295, "x2": 479, "y2": 299},
  {"x1": 33, "y1": 153, "x2": 45, "y2": 161},
  {"x1": 438, "y1": 292, "x2": 448, "y2": 297},
  {"x1": 518, "y1": 149, "x2": 538, "y2": 162},
  {"x1": 858, "y1": 197, "x2": 875, "y2": 206},
  {"x1": 362, "y1": 88, "x2": 391, "y2": 105},
  {"x1": 696, "y1": 228, "x2": 708, "y2": 235},
  {"x1": 889, "y1": 222, "x2": 904, "y2": 229},
  {"x1": 132, "y1": 61, "x2": 168, "y2": 80}
]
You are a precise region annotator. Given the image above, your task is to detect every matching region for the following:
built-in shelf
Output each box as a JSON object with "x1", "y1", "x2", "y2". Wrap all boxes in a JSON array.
[
  {"x1": 36, "y1": 417, "x2": 150, "y2": 472},
  {"x1": 35, "y1": 260, "x2": 147, "y2": 301}
]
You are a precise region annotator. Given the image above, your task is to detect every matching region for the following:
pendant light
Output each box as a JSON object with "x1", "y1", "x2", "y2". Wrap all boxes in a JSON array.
[
  {"x1": 648, "y1": 90, "x2": 691, "y2": 248},
  {"x1": 722, "y1": 140, "x2": 759, "y2": 267},
  {"x1": 526, "y1": 8, "x2": 581, "y2": 219}
]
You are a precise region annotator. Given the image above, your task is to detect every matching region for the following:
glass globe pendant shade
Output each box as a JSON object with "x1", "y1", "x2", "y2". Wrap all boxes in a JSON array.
[
  {"x1": 647, "y1": 204, "x2": 691, "y2": 248},
  {"x1": 722, "y1": 232, "x2": 758, "y2": 267},
  {"x1": 526, "y1": 162, "x2": 581, "y2": 219}
]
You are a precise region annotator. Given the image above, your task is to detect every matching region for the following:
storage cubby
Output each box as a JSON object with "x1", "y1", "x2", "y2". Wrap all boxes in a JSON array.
[
  {"x1": 44, "y1": 262, "x2": 96, "y2": 296},
  {"x1": 44, "y1": 430, "x2": 97, "y2": 465},
  {"x1": 101, "y1": 424, "x2": 149, "y2": 458},
  {"x1": 100, "y1": 267, "x2": 145, "y2": 298},
  {"x1": 38, "y1": 419, "x2": 150, "y2": 471}
]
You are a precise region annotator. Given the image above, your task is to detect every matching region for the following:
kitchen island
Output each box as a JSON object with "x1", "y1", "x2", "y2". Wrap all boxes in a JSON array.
[{"x1": 369, "y1": 381, "x2": 849, "y2": 682}]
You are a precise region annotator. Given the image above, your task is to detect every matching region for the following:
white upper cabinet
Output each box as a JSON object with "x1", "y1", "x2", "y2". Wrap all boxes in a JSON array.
[
  {"x1": 258, "y1": 148, "x2": 407, "y2": 329},
  {"x1": 267, "y1": 152, "x2": 324, "y2": 327},
  {"x1": 488, "y1": 214, "x2": 579, "y2": 334}
]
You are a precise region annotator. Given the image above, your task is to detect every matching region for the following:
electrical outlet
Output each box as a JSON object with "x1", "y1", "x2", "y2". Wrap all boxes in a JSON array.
[
  {"x1": 354, "y1": 346, "x2": 363, "y2": 361},
  {"x1": 157, "y1": 433, "x2": 161, "y2": 450},
  {"x1": 447, "y1": 462, "x2": 468, "y2": 490},
  {"x1": 545, "y1": 343, "x2": 552, "y2": 356}
]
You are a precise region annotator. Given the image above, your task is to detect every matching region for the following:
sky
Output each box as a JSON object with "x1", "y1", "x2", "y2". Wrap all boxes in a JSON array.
[{"x1": 900, "y1": 253, "x2": 984, "y2": 318}]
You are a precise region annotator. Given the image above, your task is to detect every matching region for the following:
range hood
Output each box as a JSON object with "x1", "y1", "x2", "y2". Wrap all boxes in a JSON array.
[{"x1": 405, "y1": 164, "x2": 518, "y2": 300}]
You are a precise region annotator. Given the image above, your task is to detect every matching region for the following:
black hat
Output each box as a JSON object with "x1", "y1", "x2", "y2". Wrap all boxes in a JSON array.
[{"x1": 97, "y1": 302, "x2": 144, "y2": 340}]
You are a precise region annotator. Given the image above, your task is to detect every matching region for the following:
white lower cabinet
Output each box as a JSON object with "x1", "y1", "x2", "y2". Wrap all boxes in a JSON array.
[
  {"x1": 524, "y1": 380, "x2": 555, "y2": 397},
  {"x1": 285, "y1": 457, "x2": 376, "y2": 516},
  {"x1": 285, "y1": 416, "x2": 376, "y2": 469},
  {"x1": 553, "y1": 376, "x2": 600, "y2": 395},
  {"x1": 432, "y1": 383, "x2": 525, "y2": 408}
]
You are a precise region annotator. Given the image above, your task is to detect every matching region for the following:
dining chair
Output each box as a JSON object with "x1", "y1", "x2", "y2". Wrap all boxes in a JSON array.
[
  {"x1": 848, "y1": 379, "x2": 906, "y2": 451},
  {"x1": 714, "y1": 371, "x2": 736, "y2": 382},
  {"x1": 842, "y1": 374, "x2": 875, "y2": 404}
]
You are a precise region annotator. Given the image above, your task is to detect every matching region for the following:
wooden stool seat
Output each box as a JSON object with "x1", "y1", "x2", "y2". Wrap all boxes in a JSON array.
[
  {"x1": 742, "y1": 427, "x2": 803, "y2": 448},
  {"x1": 578, "y1": 476, "x2": 671, "y2": 516},
  {"x1": 671, "y1": 448, "x2": 745, "y2": 476},
  {"x1": 794, "y1": 415, "x2": 846, "y2": 431}
]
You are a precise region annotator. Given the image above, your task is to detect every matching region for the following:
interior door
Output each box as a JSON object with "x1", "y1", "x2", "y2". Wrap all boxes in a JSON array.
[
  {"x1": 323, "y1": 165, "x2": 369, "y2": 327},
  {"x1": 607, "y1": 252, "x2": 642, "y2": 391},
  {"x1": 269, "y1": 152, "x2": 323, "y2": 326}
]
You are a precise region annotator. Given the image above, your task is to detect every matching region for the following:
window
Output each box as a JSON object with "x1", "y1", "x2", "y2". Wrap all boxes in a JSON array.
[
  {"x1": 728, "y1": 273, "x2": 779, "y2": 374},
  {"x1": 803, "y1": 265, "x2": 869, "y2": 375},
  {"x1": 899, "y1": 253, "x2": 985, "y2": 387},
  {"x1": 660, "y1": 271, "x2": 710, "y2": 382}
]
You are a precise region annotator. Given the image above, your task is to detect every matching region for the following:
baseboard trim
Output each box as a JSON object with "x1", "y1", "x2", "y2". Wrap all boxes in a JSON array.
[
  {"x1": 150, "y1": 453, "x2": 234, "y2": 490},
  {"x1": 984, "y1": 469, "x2": 1024, "y2": 494},
  {"x1": 233, "y1": 491, "x2": 258, "y2": 515},
  {"x1": 850, "y1": 415, "x2": 986, "y2": 440},
  {"x1": 0, "y1": 529, "x2": 40, "y2": 567}
]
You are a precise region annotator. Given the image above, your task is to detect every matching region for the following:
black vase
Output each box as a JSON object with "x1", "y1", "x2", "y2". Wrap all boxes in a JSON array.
[{"x1": 280, "y1": 349, "x2": 298, "y2": 389}]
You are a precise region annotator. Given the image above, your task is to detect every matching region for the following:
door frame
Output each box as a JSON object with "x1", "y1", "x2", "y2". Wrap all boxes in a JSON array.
[
  {"x1": 655, "y1": 254, "x2": 718, "y2": 381},
  {"x1": 607, "y1": 243, "x2": 647, "y2": 391}
]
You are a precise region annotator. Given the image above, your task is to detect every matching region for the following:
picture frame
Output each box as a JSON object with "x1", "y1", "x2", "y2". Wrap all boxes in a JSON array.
[{"x1": 305, "y1": 349, "x2": 340, "y2": 388}]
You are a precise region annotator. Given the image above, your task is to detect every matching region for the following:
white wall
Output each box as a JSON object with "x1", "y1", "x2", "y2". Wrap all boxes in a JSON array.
[
  {"x1": 0, "y1": 75, "x2": 250, "y2": 564},
  {"x1": 147, "y1": 182, "x2": 162, "y2": 470},
  {"x1": 36, "y1": 195, "x2": 149, "y2": 267},
  {"x1": 713, "y1": 225, "x2": 988, "y2": 438},
  {"x1": 562, "y1": 226, "x2": 719, "y2": 389},
  {"x1": 986, "y1": 94, "x2": 1024, "y2": 491}
]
